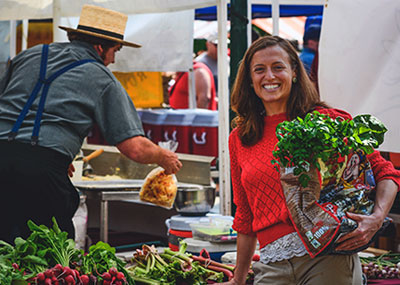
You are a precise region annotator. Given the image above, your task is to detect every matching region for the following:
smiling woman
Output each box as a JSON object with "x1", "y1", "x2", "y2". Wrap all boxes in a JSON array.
[
  {"x1": 223, "y1": 35, "x2": 400, "y2": 285},
  {"x1": 249, "y1": 45, "x2": 296, "y2": 115}
]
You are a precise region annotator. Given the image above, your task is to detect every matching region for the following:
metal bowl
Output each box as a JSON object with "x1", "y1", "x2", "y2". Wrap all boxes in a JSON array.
[{"x1": 174, "y1": 186, "x2": 216, "y2": 216}]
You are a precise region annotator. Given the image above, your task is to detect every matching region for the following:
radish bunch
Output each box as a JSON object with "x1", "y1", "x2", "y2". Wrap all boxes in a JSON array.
[
  {"x1": 31, "y1": 264, "x2": 96, "y2": 285},
  {"x1": 100, "y1": 267, "x2": 127, "y2": 285}
]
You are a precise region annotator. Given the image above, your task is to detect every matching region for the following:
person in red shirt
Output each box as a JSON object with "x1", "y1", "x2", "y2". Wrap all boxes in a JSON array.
[
  {"x1": 168, "y1": 61, "x2": 217, "y2": 110},
  {"x1": 224, "y1": 36, "x2": 400, "y2": 285}
]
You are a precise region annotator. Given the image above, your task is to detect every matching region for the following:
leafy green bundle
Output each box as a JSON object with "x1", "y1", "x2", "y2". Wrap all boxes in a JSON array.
[{"x1": 272, "y1": 111, "x2": 387, "y2": 186}]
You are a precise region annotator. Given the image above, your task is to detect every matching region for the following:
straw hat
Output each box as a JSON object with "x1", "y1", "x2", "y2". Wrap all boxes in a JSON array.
[{"x1": 59, "y1": 4, "x2": 141, "y2": 48}]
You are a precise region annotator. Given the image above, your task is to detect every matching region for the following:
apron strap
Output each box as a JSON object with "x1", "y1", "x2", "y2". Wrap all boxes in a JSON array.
[{"x1": 8, "y1": 44, "x2": 96, "y2": 146}]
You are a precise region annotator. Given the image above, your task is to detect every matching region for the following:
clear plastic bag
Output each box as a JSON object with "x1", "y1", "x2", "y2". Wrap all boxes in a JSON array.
[{"x1": 139, "y1": 140, "x2": 179, "y2": 209}]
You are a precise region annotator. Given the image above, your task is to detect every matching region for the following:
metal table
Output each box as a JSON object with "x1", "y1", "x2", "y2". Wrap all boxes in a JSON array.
[
  {"x1": 73, "y1": 180, "x2": 146, "y2": 243},
  {"x1": 73, "y1": 179, "x2": 204, "y2": 243}
]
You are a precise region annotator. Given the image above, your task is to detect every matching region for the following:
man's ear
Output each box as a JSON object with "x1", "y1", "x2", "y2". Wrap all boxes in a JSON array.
[{"x1": 93, "y1": 44, "x2": 103, "y2": 56}]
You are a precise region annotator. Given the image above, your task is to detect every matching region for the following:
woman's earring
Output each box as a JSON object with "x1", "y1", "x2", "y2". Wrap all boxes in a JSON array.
[
  {"x1": 250, "y1": 83, "x2": 254, "y2": 88},
  {"x1": 292, "y1": 77, "x2": 297, "y2": 84}
]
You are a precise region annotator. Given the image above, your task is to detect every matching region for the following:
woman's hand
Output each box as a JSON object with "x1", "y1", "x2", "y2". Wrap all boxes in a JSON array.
[{"x1": 334, "y1": 211, "x2": 383, "y2": 251}]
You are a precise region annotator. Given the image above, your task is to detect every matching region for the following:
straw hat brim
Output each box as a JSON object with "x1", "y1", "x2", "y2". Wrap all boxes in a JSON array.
[{"x1": 59, "y1": 26, "x2": 141, "y2": 48}]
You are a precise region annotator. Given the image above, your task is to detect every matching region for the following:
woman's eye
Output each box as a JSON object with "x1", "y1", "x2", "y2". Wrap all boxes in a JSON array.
[
  {"x1": 253, "y1": 67, "x2": 264, "y2": 73},
  {"x1": 274, "y1": 65, "x2": 284, "y2": 71}
]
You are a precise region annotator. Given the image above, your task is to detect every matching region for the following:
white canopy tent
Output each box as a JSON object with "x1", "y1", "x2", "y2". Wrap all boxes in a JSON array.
[{"x1": 320, "y1": 0, "x2": 400, "y2": 153}]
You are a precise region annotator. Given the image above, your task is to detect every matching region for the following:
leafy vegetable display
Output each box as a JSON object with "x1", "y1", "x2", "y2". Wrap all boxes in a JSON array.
[
  {"x1": 360, "y1": 252, "x2": 400, "y2": 279},
  {"x1": 0, "y1": 218, "x2": 131, "y2": 284},
  {"x1": 272, "y1": 111, "x2": 387, "y2": 186},
  {"x1": 126, "y1": 241, "x2": 250, "y2": 284}
]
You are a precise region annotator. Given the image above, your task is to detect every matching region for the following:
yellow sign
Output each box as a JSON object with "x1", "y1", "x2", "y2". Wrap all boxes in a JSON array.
[{"x1": 113, "y1": 72, "x2": 164, "y2": 108}]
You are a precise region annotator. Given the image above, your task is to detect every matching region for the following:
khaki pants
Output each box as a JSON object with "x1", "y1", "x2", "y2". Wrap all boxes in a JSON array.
[{"x1": 253, "y1": 254, "x2": 363, "y2": 285}]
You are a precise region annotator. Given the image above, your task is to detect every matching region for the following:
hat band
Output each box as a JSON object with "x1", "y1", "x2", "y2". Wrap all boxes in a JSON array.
[{"x1": 77, "y1": 25, "x2": 124, "y2": 40}]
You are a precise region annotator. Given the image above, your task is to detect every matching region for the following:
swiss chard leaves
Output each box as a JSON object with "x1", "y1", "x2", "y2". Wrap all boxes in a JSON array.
[{"x1": 272, "y1": 111, "x2": 387, "y2": 187}]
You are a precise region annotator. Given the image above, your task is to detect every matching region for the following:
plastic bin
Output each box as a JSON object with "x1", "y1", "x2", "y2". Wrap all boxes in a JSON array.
[
  {"x1": 190, "y1": 215, "x2": 236, "y2": 243},
  {"x1": 141, "y1": 109, "x2": 168, "y2": 144},
  {"x1": 184, "y1": 237, "x2": 236, "y2": 263},
  {"x1": 191, "y1": 109, "x2": 218, "y2": 157},
  {"x1": 162, "y1": 109, "x2": 196, "y2": 154}
]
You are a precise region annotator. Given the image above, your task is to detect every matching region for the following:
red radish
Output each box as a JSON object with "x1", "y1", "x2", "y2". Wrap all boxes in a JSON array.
[
  {"x1": 12, "y1": 263, "x2": 19, "y2": 270},
  {"x1": 80, "y1": 275, "x2": 90, "y2": 284},
  {"x1": 115, "y1": 281, "x2": 123, "y2": 285},
  {"x1": 63, "y1": 266, "x2": 73, "y2": 277},
  {"x1": 44, "y1": 269, "x2": 54, "y2": 278},
  {"x1": 109, "y1": 267, "x2": 118, "y2": 276},
  {"x1": 65, "y1": 274, "x2": 75, "y2": 284},
  {"x1": 103, "y1": 281, "x2": 111, "y2": 285},
  {"x1": 44, "y1": 278, "x2": 52, "y2": 285},
  {"x1": 102, "y1": 272, "x2": 112, "y2": 280},
  {"x1": 116, "y1": 272, "x2": 125, "y2": 280},
  {"x1": 37, "y1": 272, "x2": 45, "y2": 281}
]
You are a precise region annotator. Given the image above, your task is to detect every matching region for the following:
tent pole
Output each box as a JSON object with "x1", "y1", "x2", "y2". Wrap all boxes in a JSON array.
[
  {"x1": 188, "y1": 66, "x2": 196, "y2": 109},
  {"x1": 52, "y1": 0, "x2": 63, "y2": 42},
  {"x1": 22, "y1": 19, "x2": 28, "y2": 51},
  {"x1": 217, "y1": 0, "x2": 231, "y2": 216},
  {"x1": 9, "y1": 20, "x2": 16, "y2": 59},
  {"x1": 272, "y1": 0, "x2": 280, "y2": 36}
]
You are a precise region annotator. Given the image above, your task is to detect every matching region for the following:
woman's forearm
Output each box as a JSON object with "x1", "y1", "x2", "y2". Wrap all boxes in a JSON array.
[
  {"x1": 232, "y1": 233, "x2": 258, "y2": 284},
  {"x1": 372, "y1": 179, "x2": 398, "y2": 222}
]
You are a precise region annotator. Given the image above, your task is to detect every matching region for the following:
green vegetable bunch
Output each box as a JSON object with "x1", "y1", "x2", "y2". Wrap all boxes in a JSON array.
[
  {"x1": 80, "y1": 241, "x2": 134, "y2": 284},
  {"x1": 272, "y1": 111, "x2": 387, "y2": 187}
]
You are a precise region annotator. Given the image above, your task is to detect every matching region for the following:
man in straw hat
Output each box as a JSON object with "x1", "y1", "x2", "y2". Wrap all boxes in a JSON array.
[{"x1": 0, "y1": 4, "x2": 182, "y2": 244}]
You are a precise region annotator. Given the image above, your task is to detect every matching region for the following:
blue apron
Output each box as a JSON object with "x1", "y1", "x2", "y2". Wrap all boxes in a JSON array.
[{"x1": 8, "y1": 44, "x2": 95, "y2": 145}]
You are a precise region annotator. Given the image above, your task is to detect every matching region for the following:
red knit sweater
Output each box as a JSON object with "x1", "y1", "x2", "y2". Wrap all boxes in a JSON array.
[{"x1": 229, "y1": 108, "x2": 400, "y2": 249}]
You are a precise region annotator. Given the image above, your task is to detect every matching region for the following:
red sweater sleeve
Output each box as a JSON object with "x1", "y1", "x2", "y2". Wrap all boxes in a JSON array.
[{"x1": 229, "y1": 129, "x2": 256, "y2": 236}]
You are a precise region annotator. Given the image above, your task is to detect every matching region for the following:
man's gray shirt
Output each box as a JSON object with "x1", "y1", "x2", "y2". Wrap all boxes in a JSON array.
[{"x1": 0, "y1": 41, "x2": 144, "y2": 159}]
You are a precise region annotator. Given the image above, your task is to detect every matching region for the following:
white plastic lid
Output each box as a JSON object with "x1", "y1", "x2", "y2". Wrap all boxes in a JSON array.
[
  {"x1": 184, "y1": 237, "x2": 237, "y2": 252},
  {"x1": 141, "y1": 109, "x2": 168, "y2": 125}
]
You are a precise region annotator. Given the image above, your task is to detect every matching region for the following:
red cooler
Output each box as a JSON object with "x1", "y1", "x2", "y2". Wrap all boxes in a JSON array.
[
  {"x1": 191, "y1": 110, "x2": 218, "y2": 157},
  {"x1": 162, "y1": 109, "x2": 196, "y2": 154},
  {"x1": 141, "y1": 109, "x2": 168, "y2": 145}
]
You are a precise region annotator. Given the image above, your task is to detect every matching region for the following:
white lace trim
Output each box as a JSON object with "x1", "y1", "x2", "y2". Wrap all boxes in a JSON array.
[{"x1": 260, "y1": 232, "x2": 308, "y2": 264}]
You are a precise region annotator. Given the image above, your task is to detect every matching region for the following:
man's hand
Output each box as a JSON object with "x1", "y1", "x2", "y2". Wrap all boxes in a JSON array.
[{"x1": 158, "y1": 148, "x2": 182, "y2": 175}]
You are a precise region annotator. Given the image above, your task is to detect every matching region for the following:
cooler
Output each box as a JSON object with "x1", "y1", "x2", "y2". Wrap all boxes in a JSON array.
[
  {"x1": 141, "y1": 109, "x2": 168, "y2": 144},
  {"x1": 191, "y1": 110, "x2": 218, "y2": 157},
  {"x1": 184, "y1": 238, "x2": 236, "y2": 263},
  {"x1": 165, "y1": 215, "x2": 205, "y2": 251},
  {"x1": 162, "y1": 109, "x2": 196, "y2": 154}
]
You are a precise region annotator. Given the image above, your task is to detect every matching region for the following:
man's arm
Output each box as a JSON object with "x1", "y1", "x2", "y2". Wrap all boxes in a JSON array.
[
  {"x1": 194, "y1": 67, "x2": 212, "y2": 109},
  {"x1": 116, "y1": 136, "x2": 182, "y2": 174}
]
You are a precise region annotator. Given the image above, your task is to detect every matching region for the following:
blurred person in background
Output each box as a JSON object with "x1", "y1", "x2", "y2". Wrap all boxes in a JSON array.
[
  {"x1": 168, "y1": 61, "x2": 217, "y2": 110},
  {"x1": 299, "y1": 24, "x2": 321, "y2": 75}
]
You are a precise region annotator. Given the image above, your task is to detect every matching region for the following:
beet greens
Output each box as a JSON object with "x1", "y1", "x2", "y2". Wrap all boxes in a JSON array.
[{"x1": 272, "y1": 111, "x2": 387, "y2": 187}]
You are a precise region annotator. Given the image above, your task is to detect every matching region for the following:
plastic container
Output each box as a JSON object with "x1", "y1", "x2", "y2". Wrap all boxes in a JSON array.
[
  {"x1": 189, "y1": 215, "x2": 237, "y2": 242},
  {"x1": 191, "y1": 109, "x2": 219, "y2": 157},
  {"x1": 162, "y1": 109, "x2": 196, "y2": 154},
  {"x1": 141, "y1": 109, "x2": 168, "y2": 144},
  {"x1": 184, "y1": 237, "x2": 237, "y2": 263}
]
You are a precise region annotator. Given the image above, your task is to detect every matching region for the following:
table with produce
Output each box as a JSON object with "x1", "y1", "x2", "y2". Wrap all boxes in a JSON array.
[{"x1": 0, "y1": 217, "x2": 252, "y2": 285}]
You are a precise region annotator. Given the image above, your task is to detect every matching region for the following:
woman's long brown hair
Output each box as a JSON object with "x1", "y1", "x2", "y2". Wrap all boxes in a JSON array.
[{"x1": 230, "y1": 35, "x2": 328, "y2": 146}]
